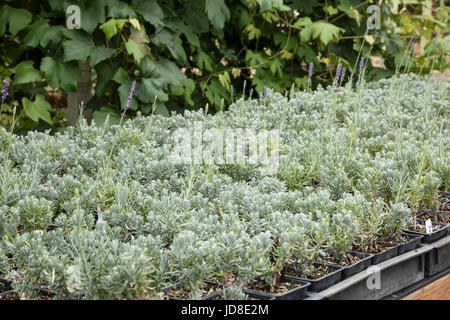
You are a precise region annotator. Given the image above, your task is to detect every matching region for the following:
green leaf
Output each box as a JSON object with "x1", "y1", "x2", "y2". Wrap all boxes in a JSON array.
[
  {"x1": 218, "y1": 72, "x2": 230, "y2": 89},
  {"x1": 256, "y1": 0, "x2": 291, "y2": 12},
  {"x1": 326, "y1": 6, "x2": 339, "y2": 16},
  {"x1": 245, "y1": 24, "x2": 261, "y2": 40},
  {"x1": 287, "y1": 0, "x2": 318, "y2": 14},
  {"x1": 204, "y1": 78, "x2": 228, "y2": 110},
  {"x1": 7, "y1": 6, "x2": 32, "y2": 36},
  {"x1": 135, "y1": 78, "x2": 168, "y2": 103},
  {"x1": 252, "y1": 69, "x2": 281, "y2": 93},
  {"x1": 310, "y1": 21, "x2": 344, "y2": 45},
  {"x1": 337, "y1": 0, "x2": 360, "y2": 26},
  {"x1": 95, "y1": 62, "x2": 115, "y2": 97},
  {"x1": 172, "y1": 78, "x2": 195, "y2": 105},
  {"x1": 106, "y1": 0, "x2": 137, "y2": 18},
  {"x1": 269, "y1": 59, "x2": 283, "y2": 77},
  {"x1": 196, "y1": 51, "x2": 214, "y2": 72},
  {"x1": 93, "y1": 106, "x2": 120, "y2": 126},
  {"x1": 0, "y1": 6, "x2": 7, "y2": 36},
  {"x1": 40, "y1": 57, "x2": 61, "y2": 89},
  {"x1": 80, "y1": 0, "x2": 106, "y2": 33},
  {"x1": 139, "y1": 56, "x2": 158, "y2": 78},
  {"x1": 169, "y1": 20, "x2": 200, "y2": 47},
  {"x1": 14, "y1": 61, "x2": 42, "y2": 84},
  {"x1": 181, "y1": 0, "x2": 209, "y2": 33},
  {"x1": 40, "y1": 25, "x2": 66, "y2": 47},
  {"x1": 205, "y1": 0, "x2": 230, "y2": 29},
  {"x1": 125, "y1": 39, "x2": 143, "y2": 63},
  {"x1": 297, "y1": 45, "x2": 316, "y2": 62},
  {"x1": 112, "y1": 67, "x2": 129, "y2": 83},
  {"x1": 151, "y1": 29, "x2": 186, "y2": 62},
  {"x1": 41, "y1": 57, "x2": 80, "y2": 92},
  {"x1": 156, "y1": 59, "x2": 185, "y2": 86},
  {"x1": 245, "y1": 50, "x2": 265, "y2": 67},
  {"x1": 90, "y1": 46, "x2": 115, "y2": 67},
  {"x1": 22, "y1": 95, "x2": 53, "y2": 124},
  {"x1": 139, "y1": 56, "x2": 184, "y2": 87},
  {"x1": 133, "y1": 0, "x2": 164, "y2": 27},
  {"x1": 24, "y1": 20, "x2": 50, "y2": 47},
  {"x1": 100, "y1": 18, "x2": 127, "y2": 40},
  {"x1": 63, "y1": 39, "x2": 91, "y2": 62}
]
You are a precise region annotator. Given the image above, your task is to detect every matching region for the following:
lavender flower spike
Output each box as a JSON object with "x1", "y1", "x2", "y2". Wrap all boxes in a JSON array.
[
  {"x1": 307, "y1": 62, "x2": 313, "y2": 84},
  {"x1": 407, "y1": 37, "x2": 413, "y2": 49},
  {"x1": 263, "y1": 85, "x2": 268, "y2": 98},
  {"x1": 308, "y1": 62, "x2": 313, "y2": 76},
  {"x1": 335, "y1": 62, "x2": 342, "y2": 86},
  {"x1": 230, "y1": 84, "x2": 234, "y2": 97},
  {"x1": 1, "y1": 79, "x2": 10, "y2": 102},
  {"x1": 122, "y1": 80, "x2": 137, "y2": 117},
  {"x1": 359, "y1": 57, "x2": 365, "y2": 72},
  {"x1": 340, "y1": 67, "x2": 346, "y2": 82}
]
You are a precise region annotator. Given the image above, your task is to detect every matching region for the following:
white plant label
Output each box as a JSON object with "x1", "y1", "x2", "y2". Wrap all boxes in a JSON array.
[{"x1": 425, "y1": 219, "x2": 433, "y2": 234}]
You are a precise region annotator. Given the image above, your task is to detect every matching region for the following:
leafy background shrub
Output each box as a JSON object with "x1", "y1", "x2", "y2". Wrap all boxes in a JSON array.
[{"x1": 0, "y1": 0, "x2": 449, "y2": 131}]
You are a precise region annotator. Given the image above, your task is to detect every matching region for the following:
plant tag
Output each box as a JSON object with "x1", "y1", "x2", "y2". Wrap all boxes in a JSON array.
[{"x1": 425, "y1": 219, "x2": 433, "y2": 234}]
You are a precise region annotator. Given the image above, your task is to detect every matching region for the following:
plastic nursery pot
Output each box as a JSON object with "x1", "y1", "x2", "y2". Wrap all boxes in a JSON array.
[
  {"x1": 318, "y1": 248, "x2": 373, "y2": 280},
  {"x1": 161, "y1": 282, "x2": 223, "y2": 300},
  {"x1": 284, "y1": 262, "x2": 343, "y2": 293},
  {"x1": 0, "y1": 290, "x2": 16, "y2": 300},
  {"x1": 416, "y1": 210, "x2": 450, "y2": 225},
  {"x1": 0, "y1": 288, "x2": 54, "y2": 300},
  {"x1": 0, "y1": 279, "x2": 11, "y2": 293},
  {"x1": 403, "y1": 220, "x2": 449, "y2": 244},
  {"x1": 242, "y1": 277, "x2": 311, "y2": 300},
  {"x1": 339, "y1": 252, "x2": 373, "y2": 280},
  {"x1": 369, "y1": 242, "x2": 399, "y2": 265},
  {"x1": 396, "y1": 232, "x2": 424, "y2": 256},
  {"x1": 437, "y1": 191, "x2": 450, "y2": 211}
]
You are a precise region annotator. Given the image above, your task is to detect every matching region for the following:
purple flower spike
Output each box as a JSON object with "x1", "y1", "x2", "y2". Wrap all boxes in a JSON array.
[
  {"x1": 120, "y1": 113, "x2": 126, "y2": 118},
  {"x1": 230, "y1": 84, "x2": 234, "y2": 97},
  {"x1": 408, "y1": 37, "x2": 413, "y2": 49},
  {"x1": 263, "y1": 86, "x2": 268, "y2": 98},
  {"x1": 410, "y1": 42, "x2": 416, "y2": 52},
  {"x1": 359, "y1": 57, "x2": 365, "y2": 72},
  {"x1": 308, "y1": 62, "x2": 314, "y2": 76},
  {"x1": 365, "y1": 27, "x2": 369, "y2": 36},
  {"x1": 1, "y1": 79, "x2": 10, "y2": 102},
  {"x1": 306, "y1": 80, "x2": 311, "y2": 84},
  {"x1": 335, "y1": 63, "x2": 342, "y2": 86},
  {"x1": 340, "y1": 67, "x2": 346, "y2": 81},
  {"x1": 122, "y1": 80, "x2": 137, "y2": 114},
  {"x1": 432, "y1": 36, "x2": 437, "y2": 47}
]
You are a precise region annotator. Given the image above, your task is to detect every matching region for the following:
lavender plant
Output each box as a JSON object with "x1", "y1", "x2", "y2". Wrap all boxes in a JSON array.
[{"x1": 0, "y1": 74, "x2": 448, "y2": 299}]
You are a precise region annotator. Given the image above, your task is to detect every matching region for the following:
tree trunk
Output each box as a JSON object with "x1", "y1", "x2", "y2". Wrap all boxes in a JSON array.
[{"x1": 66, "y1": 59, "x2": 92, "y2": 126}]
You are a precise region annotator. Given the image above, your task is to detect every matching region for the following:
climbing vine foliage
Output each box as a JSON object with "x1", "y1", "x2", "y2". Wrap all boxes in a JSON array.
[{"x1": 0, "y1": 0, "x2": 448, "y2": 128}]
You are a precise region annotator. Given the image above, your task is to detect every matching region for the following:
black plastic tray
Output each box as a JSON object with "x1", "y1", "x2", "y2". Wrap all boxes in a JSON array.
[
  {"x1": 284, "y1": 262, "x2": 343, "y2": 292},
  {"x1": 161, "y1": 282, "x2": 223, "y2": 300},
  {"x1": 396, "y1": 232, "x2": 423, "y2": 255},
  {"x1": 243, "y1": 277, "x2": 310, "y2": 300},
  {"x1": 370, "y1": 242, "x2": 399, "y2": 265},
  {"x1": 403, "y1": 220, "x2": 449, "y2": 244}
]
